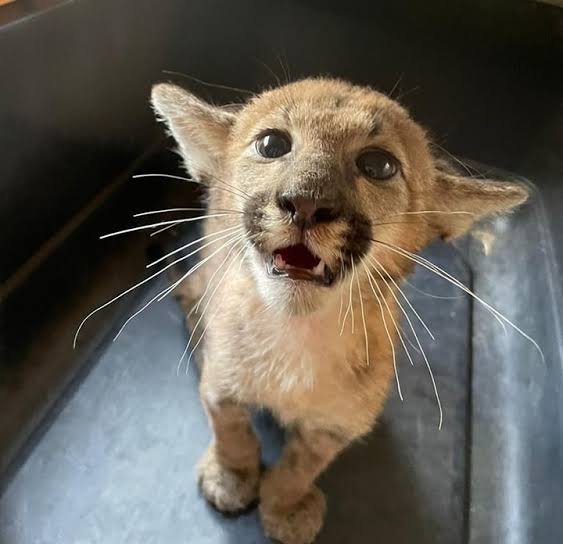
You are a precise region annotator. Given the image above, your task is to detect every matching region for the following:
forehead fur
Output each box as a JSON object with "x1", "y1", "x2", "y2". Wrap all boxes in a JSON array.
[
  {"x1": 230, "y1": 78, "x2": 430, "y2": 178},
  {"x1": 241, "y1": 78, "x2": 408, "y2": 123}
]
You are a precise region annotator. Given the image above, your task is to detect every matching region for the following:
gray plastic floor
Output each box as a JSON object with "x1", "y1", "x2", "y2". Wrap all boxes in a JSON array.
[{"x1": 1, "y1": 246, "x2": 472, "y2": 543}]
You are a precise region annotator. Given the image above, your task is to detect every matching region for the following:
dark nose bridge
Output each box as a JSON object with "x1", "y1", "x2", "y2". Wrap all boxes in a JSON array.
[
  {"x1": 287, "y1": 155, "x2": 341, "y2": 202},
  {"x1": 277, "y1": 155, "x2": 344, "y2": 228}
]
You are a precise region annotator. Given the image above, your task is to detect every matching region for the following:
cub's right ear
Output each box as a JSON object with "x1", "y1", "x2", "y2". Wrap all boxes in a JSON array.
[
  {"x1": 429, "y1": 168, "x2": 529, "y2": 240},
  {"x1": 151, "y1": 83, "x2": 236, "y2": 181}
]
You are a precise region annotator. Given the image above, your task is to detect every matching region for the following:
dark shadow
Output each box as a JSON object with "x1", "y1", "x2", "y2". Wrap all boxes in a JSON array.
[{"x1": 318, "y1": 422, "x2": 447, "y2": 543}]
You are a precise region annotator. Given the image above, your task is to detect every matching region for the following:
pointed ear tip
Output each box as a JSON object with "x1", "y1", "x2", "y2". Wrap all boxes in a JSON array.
[
  {"x1": 509, "y1": 183, "x2": 530, "y2": 206},
  {"x1": 151, "y1": 83, "x2": 183, "y2": 105}
]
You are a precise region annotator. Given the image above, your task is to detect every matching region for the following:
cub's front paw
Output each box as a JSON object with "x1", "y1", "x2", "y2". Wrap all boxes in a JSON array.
[
  {"x1": 197, "y1": 445, "x2": 259, "y2": 514},
  {"x1": 259, "y1": 485, "x2": 326, "y2": 544}
]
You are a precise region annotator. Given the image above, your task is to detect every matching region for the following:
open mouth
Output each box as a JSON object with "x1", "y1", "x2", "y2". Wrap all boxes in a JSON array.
[{"x1": 267, "y1": 244, "x2": 334, "y2": 285}]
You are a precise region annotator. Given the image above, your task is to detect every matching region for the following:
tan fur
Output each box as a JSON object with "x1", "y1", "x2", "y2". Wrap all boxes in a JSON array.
[{"x1": 151, "y1": 78, "x2": 527, "y2": 543}]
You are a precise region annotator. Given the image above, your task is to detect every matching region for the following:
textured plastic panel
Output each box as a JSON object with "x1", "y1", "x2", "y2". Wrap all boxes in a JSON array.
[{"x1": 1, "y1": 183, "x2": 561, "y2": 543}]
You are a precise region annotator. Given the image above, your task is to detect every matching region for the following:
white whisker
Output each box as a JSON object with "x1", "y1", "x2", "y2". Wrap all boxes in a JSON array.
[
  {"x1": 433, "y1": 143, "x2": 482, "y2": 178},
  {"x1": 337, "y1": 259, "x2": 345, "y2": 331},
  {"x1": 73, "y1": 231, "x2": 240, "y2": 348},
  {"x1": 350, "y1": 262, "x2": 356, "y2": 334},
  {"x1": 161, "y1": 70, "x2": 254, "y2": 95},
  {"x1": 133, "y1": 173, "x2": 203, "y2": 183},
  {"x1": 354, "y1": 260, "x2": 370, "y2": 366},
  {"x1": 369, "y1": 260, "x2": 435, "y2": 341},
  {"x1": 113, "y1": 289, "x2": 165, "y2": 342},
  {"x1": 387, "y1": 210, "x2": 475, "y2": 218},
  {"x1": 150, "y1": 224, "x2": 177, "y2": 237},
  {"x1": 133, "y1": 172, "x2": 252, "y2": 202},
  {"x1": 337, "y1": 284, "x2": 344, "y2": 332},
  {"x1": 364, "y1": 264, "x2": 415, "y2": 368},
  {"x1": 363, "y1": 263, "x2": 403, "y2": 401},
  {"x1": 340, "y1": 267, "x2": 354, "y2": 336},
  {"x1": 194, "y1": 238, "x2": 246, "y2": 313},
  {"x1": 147, "y1": 225, "x2": 241, "y2": 268},
  {"x1": 112, "y1": 232, "x2": 243, "y2": 341},
  {"x1": 402, "y1": 277, "x2": 464, "y2": 300},
  {"x1": 237, "y1": 243, "x2": 252, "y2": 274},
  {"x1": 417, "y1": 250, "x2": 507, "y2": 334},
  {"x1": 389, "y1": 243, "x2": 508, "y2": 333},
  {"x1": 388, "y1": 74, "x2": 403, "y2": 98},
  {"x1": 366, "y1": 261, "x2": 416, "y2": 368},
  {"x1": 370, "y1": 257, "x2": 443, "y2": 429},
  {"x1": 376, "y1": 240, "x2": 544, "y2": 362},
  {"x1": 134, "y1": 207, "x2": 206, "y2": 216},
  {"x1": 179, "y1": 241, "x2": 247, "y2": 374},
  {"x1": 158, "y1": 232, "x2": 245, "y2": 301},
  {"x1": 399, "y1": 324, "x2": 422, "y2": 355},
  {"x1": 133, "y1": 207, "x2": 243, "y2": 218},
  {"x1": 99, "y1": 214, "x2": 235, "y2": 240}
]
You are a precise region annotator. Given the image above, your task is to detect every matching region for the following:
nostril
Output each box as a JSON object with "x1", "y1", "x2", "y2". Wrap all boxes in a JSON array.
[
  {"x1": 277, "y1": 195, "x2": 296, "y2": 215},
  {"x1": 313, "y1": 207, "x2": 337, "y2": 224}
]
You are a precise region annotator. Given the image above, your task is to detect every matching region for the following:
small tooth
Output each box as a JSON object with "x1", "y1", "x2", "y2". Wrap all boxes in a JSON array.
[
  {"x1": 274, "y1": 254, "x2": 285, "y2": 268},
  {"x1": 313, "y1": 260, "x2": 325, "y2": 275}
]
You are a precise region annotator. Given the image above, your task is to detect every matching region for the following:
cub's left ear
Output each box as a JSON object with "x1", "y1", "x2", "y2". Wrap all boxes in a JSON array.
[{"x1": 431, "y1": 170, "x2": 529, "y2": 240}]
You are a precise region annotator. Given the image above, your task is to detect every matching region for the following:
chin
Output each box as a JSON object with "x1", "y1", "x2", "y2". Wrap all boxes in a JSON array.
[{"x1": 250, "y1": 252, "x2": 333, "y2": 316}]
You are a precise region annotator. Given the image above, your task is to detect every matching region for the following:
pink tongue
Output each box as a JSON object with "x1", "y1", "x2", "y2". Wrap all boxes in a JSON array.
[{"x1": 276, "y1": 244, "x2": 321, "y2": 269}]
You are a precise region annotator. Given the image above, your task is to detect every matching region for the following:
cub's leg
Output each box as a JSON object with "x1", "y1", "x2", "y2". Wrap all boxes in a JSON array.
[
  {"x1": 198, "y1": 396, "x2": 261, "y2": 513},
  {"x1": 259, "y1": 426, "x2": 350, "y2": 544}
]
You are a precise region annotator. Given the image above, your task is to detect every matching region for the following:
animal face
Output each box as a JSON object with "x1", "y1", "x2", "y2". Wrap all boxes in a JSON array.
[{"x1": 152, "y1": 78, "x2": 527, "y2": 315}]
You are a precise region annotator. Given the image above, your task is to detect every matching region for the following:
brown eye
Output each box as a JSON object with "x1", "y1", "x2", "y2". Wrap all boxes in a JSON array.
[
  {"x1": 256, "y1": 130, "x2": 291, "y2": 159},
  {"x1": 357, "y1": 149, "x2": 399, "y2": 180}
]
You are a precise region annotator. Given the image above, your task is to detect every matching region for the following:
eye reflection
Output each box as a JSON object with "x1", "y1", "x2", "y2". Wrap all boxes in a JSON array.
[
  {"x1": 357, "y1": 149, "x2": 399, "y2": 181},
  {"x1": 255, "y1": 130, "x2": 292, "y2": 159}
]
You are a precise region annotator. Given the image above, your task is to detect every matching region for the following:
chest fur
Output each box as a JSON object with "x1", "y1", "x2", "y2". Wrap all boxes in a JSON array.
[{"x1": 203, "y1": 293, "x2": 393, "y2": 433}]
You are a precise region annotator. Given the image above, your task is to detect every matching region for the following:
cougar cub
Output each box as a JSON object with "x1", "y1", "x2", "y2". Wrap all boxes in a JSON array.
[{"x1": 151, "y1": 78, "x2": 527, "y2": 543}]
